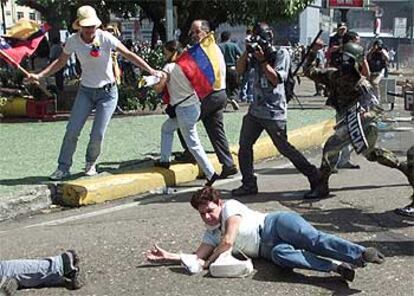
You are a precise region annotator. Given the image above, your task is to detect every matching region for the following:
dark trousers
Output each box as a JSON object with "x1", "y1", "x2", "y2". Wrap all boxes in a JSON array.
[
  {"x1": 238, "y1": 113, "x2": 318, "y2": 186},
  {"x1": 178, "y1": 90, "x2": 234, "y2": 168}
]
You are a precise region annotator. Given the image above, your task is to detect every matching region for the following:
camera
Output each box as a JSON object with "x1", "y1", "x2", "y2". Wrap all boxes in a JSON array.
[{"x1": 246, "y1": 33, "x2": 278, "y2": 62}]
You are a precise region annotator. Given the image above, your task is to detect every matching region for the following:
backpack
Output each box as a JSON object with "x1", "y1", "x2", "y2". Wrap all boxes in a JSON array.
[{"x1": 285, "y1": 66, "x2": 296, "y2": 103}]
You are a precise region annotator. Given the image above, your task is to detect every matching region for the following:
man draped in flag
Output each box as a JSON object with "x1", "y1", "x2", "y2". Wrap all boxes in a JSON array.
[{"x1": 174, "y1": 20, "x2": 238, "y2": 181}]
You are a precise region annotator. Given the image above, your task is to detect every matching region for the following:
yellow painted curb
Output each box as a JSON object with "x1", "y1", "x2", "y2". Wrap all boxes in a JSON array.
[{"x1": 61, "y1": 119, "x2": 335, "y2": 206}]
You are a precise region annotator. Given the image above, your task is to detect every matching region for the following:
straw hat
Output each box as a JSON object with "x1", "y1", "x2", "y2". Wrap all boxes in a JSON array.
[{"x1": 72, "y1": 6, "x2": 102, "y2": 30}]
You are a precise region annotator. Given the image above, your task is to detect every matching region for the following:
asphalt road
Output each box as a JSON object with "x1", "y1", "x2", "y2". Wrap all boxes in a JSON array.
[
  {"x1": 1, "y1": 76, "x2": 413, "y2": 295},
  {"x1": 1, "y1": 139, "x2": 413, "y2": 295}
]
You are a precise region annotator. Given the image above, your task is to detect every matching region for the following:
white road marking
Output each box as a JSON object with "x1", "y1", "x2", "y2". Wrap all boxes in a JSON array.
[{"x1": 0, "y1": 162, "x2": 295, "y2": 232}]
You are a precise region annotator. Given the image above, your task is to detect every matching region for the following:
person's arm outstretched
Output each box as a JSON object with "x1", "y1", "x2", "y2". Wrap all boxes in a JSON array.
[
  {"x1": 27, "y1": 52, "x2": 70, "y2": 83},
  {"x1": 145, "y1": 243, "x2": 215, "y2": 268}
]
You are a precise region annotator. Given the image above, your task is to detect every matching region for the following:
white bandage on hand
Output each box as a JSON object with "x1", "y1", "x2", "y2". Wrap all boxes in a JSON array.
[{"x1": 180, "y1": 253, "x2": 203, "y2": 274}]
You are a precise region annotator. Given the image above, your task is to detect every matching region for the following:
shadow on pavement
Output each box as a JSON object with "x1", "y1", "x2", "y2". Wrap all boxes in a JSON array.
[
  {"x1": 355, "y1": 240, "x2": 414, "y2": 257},
  {"x1": 252, "y1": 259, "x2": 361, "y2": 295},
  {"x1": 276, "y1": 203, "x2": 413, "y2": 233},
  {"x1": 0, "y1": 173, "x2": 84, "y2": 187}
]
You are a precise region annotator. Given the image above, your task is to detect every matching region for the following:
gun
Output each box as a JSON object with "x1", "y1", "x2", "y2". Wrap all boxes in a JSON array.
[{"x1": 292, "y1": 29, "x2": 323, "y2": 77}]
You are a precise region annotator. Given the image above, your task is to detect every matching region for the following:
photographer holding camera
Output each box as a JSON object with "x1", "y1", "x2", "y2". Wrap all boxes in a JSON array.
[
  {"x1": 232, "y1": 22, "x2": 321, "y2": 197},
  {"x1": 367, "y1": 39, "x2": 389, "y2": 102}
]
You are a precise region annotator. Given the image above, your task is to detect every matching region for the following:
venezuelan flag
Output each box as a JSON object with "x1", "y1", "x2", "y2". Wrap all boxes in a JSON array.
[
  {"x1": 176, "y1": 33, "x2": 223, "y2": 99},
  {"x1": 0, "y1": 21, "x2": 50, "y2": 65}
]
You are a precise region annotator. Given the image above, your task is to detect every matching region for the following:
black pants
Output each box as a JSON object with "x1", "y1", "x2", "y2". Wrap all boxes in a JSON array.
[
  {"x1": 238, "y1": 113, "x2": 318, "y2": 186},
  {"x1": 179, "y1": 90, "x2": 234, "y2": 168}
]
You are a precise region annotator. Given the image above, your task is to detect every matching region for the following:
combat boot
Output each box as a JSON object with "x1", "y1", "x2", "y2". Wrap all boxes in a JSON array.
[{"x1": 304, "y1": 170, "x2": 330, "y2": 199}]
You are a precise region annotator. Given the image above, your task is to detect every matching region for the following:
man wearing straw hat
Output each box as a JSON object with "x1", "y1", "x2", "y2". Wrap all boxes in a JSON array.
[{"x1": 28, "y1": 5, "x2": 161, "y2": 180}]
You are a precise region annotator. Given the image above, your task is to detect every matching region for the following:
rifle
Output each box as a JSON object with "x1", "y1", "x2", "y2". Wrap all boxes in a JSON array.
[{"x1": 292, "y1": 29, "x2": 323, "y2": 77}]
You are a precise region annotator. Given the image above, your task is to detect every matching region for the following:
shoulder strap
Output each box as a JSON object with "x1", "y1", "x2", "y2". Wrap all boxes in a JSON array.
[{"x1": 172, "y1": 93, "x2": 195, "y2": 107}]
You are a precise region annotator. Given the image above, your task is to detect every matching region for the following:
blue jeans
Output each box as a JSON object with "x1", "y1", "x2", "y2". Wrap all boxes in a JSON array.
[
  {"x1": 239, "y1": 69, "x2": 254, "y2": 102},
  {"x1": 57, "y1": 84, "x2": 118, "y2": 172},
  {"x1": 259, "y1": 212, "x2": 365, "y2": 272},
  {"x1": 161, "y1": 103, "x2": 215, "y2": 179},
  {"x1": 0, "y1": 255, "x2": 64, "y2": 288}
]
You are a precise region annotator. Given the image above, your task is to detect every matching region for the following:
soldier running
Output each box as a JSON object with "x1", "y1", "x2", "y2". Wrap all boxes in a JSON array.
[{"x1": 302, "y1": 39, "x2": 414, "y2": 217}]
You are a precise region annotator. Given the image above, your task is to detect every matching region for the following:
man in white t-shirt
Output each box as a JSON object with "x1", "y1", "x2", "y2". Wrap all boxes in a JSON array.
[
  {"x1": 28, "y1": 6, "x2": 161, "y2": 180},
  {"x1": 146, "y1": 187, "x2": 385, "y2": 282}
]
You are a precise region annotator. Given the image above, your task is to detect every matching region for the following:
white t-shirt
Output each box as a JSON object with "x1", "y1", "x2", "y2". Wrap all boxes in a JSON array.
[
  {"x1": 202, "y1": 199, "x2": 267, "y2": 258},
  {"x1": 63, "y1": 29, "x2": 121, "y2": 88},
  {"x1": 163, "y1": 62, "x2": 199, "y2": 106}
]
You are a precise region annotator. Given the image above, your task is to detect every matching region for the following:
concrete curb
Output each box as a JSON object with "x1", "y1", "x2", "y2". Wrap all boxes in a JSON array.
[
  {"x1": 0, "y1": 185, "x2": 53, "y2": 222},
  {"x1": 60, "y1": 119, "x2": 335, "y2": 206}
]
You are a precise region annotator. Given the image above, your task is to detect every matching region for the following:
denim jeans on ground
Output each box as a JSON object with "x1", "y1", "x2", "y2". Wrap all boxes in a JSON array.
[
  {"x1": 238, "y1": 113, "x2": 318, "y2": 186},
  {"x1": 259, "y1": 212, "x2": 365, "y2": 272},
  {"x1": 160, "y1": 103, "x2": 215, "y2": 179},
  {"x1": 57, "y1": 84, "x2": 118, "y2": 172},
  {"x1": 0, "y1": 255, "x2": 64, "y2": 288}
]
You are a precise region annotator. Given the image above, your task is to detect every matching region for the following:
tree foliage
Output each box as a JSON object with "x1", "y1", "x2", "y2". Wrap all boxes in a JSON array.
[{"x1": 16, "y1": 0, "x2": 313, "y2": 44}]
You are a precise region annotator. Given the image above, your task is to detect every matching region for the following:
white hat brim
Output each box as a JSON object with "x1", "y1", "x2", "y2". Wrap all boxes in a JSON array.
[{"x1": 72, "y1": 17, "x2": 102, "y2": 30}]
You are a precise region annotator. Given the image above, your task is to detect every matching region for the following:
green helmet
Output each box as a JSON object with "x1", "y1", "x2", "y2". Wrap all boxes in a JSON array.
[{"x1": 342, "y1": 42, "x2": 364, "y2": 65}]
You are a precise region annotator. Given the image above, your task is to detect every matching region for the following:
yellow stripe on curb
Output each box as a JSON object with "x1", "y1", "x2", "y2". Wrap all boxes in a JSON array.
[{"x1": 61, "y1": 119, "x2": 335, "y2": 206}]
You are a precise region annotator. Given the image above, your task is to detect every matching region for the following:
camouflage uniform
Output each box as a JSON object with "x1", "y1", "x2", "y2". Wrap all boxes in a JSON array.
[{"x1": 303, "y1": 46, "x2": 414, "y2": 201}]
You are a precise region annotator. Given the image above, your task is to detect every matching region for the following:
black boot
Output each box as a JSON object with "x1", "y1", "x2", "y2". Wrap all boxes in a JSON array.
[{"x1": 304, "y1": 169, "x2": 330, "y2": 199}]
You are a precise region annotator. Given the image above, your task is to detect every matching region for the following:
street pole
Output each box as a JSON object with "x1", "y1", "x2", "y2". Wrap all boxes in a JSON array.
[
  {"x1": 1, "y1": 0, "x2": 6, "y2": 35},
  {"x1": 165, "y1": 0, "x2": 174, "y2": 40}
]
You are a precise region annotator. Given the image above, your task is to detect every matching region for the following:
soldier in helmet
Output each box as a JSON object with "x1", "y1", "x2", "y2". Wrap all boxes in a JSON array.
[{"x1": 302, "y1": 40, "x2": 414, "y2": 217}]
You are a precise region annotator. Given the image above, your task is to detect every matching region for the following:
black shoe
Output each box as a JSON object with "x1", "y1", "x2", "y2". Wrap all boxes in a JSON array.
[
  {"x1": 394, "y1": 201, "x2": 414, "y2": 218},
  {"x1": 154, "y1": 160, "x2": 170, "y2": 169},
  {"x1": 174, "y1": 151, "x2": 197, "y2": 163},
  {"x1": 304, "y1": 183, "x2": 330, "y2": 199},
  {"x1": 205, "y1": 173, "x2": 220, "y2": 187},
  {"x1": 337, "y1": 263, "x2": 355, "y2": 282},
  {"x1": 219, "y1": 165, "x2": 238, "y2": 179},
  {"x1": 337, "y1": 162, "x2": 360, "y2": 169},
  {"x1": 362, "y1": 247, "x2": 385, "y2": 265},
  {"x1": 0, "y1": 277, "x2": 18, "y2": 296},
  {"x1": 61, "y1": 250, "x2": 83, "y2": 290},
  {"x1": 305, "y1": 170, "x2": 330, "y2": 199},
  {"x1": 231, "y1": 184, "x2": 258, "y2": 196}
]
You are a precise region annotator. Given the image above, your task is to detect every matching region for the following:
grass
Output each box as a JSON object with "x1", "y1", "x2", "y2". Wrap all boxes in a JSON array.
[{"x1": 0, "y1": 109, "x2": 334, "y2": 197}]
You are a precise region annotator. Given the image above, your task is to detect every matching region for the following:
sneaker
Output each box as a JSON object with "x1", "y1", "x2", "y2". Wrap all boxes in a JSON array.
[
  {"x1": 362, "y1": 247, "x2": 385, "y2": 265},
  {"x1": 61, "y1": 250, "x2": 82, "y2": 290},
  {"x1": 84, "y1": 162, "x2": 97, "y2": 176},
  {"x1": 231, "y1": 183, "x2": 258, "y2": 197},
  {"x1": 205, "y1": 173, "x2": 220, "y2": 187},
  {"x1": 49, "y1": 169, "x2": 70, "y2": 181},
  {"x1": 337, "y1": 263, "x2": 355, "y2": 282},
  {"x1": 219, "y1": 165, "x2": 238, "y2": 179},
  {"x1": 394, "y1": 201, "x2": 414, "y2": 218},
  {"x1": 0, "y1": 277, "x2": 18, "y2": 296}
]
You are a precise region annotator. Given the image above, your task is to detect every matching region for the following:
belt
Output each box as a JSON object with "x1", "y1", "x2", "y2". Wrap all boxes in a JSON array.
[
  {"x1": 102, "y1": 82, "x2": 116, "y2": 91},
  {"x1": 80, "y1": 82, "x2": 116, "y2": 91}
]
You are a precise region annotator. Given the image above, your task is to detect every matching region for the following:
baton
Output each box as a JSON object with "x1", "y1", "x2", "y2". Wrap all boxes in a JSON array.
[{"x1": 292, "y1": 29, "x2": 323, "y2": 77}]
